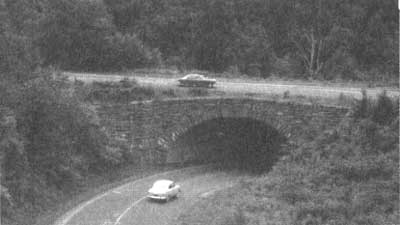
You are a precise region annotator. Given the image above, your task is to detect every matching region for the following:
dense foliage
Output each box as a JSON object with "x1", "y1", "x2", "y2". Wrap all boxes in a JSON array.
[
  {"x1": 266, "y1": 93, "x2": 399, "y2": 224},
  {"x1": 102, "y1": 0, "x2": 399, "y2": 81},
  {"x1": 1, "y1": 0, "x2": 399, "y2": 81},
  {"x1": 0, "y1": 76, "x2": 137, "y2": 225},
  {"x1": 82, "y1": 79, "x2": 155, "y2": 102},
  {"x1": 0, "y1": 2, "x2": 133, "y2": 222},
  {"x1": 0, "y1": 0, "x2": 398, "y2": 224},
  {"x1": 36, "y1": 0, "x2": 160, "y2": 71}
]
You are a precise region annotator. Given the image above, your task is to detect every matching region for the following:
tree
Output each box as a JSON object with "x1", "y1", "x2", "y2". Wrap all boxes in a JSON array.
[
  {"x1": 0, "y1": 0, "x2": 40, "y2": 82},
  {"x1": 288, "y1": 0, "x2": 347, "y2": 79},
  {"x1": 36, "y1": 0, "x2": 115, "y2": 70}
]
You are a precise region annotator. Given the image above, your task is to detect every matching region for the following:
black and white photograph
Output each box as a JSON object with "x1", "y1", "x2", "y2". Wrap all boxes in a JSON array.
[{"x1": 1, "y1": 0, "x2": 399, "y2": 225}]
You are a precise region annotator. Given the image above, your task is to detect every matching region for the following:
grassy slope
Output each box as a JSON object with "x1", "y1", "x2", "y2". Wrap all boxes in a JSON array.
[
  {"x1": 105, "y1": 68, "x2": 400, "y2": 89},
  {"x1": 177, "y1": 94, "x2": 399, "y2": 225},
  {"x1": 177, "y1": 177, "x2": 293, "y2": 225},
  {"x1": 75, "y1": 75, "x2": 361, "y2": 109}
]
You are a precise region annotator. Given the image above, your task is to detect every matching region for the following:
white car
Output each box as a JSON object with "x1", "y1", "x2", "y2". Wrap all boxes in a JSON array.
[
  {"x1": 147, "y1": 179, "x2": 181, "y2": 201},
  {"x1": 178, "y1": 74, "x2": 216, "y2": 88}
]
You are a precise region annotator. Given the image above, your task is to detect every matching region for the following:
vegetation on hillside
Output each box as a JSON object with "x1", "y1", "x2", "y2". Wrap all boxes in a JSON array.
[
  {"x1": 0, "y1": 76, "x2": 142, "y2": 225},
  {"x1": 178, "y1": 93, "x2": 399, "y2": 225},
  {"x1": 1, "y1": 0, "x2": 399, "y2": 83},
  {"x1": 267, "y1": 92, "x2": 399, "y2": 224},
  {"x1": 0, "y1": 0, "x2": 398, "y2": 224},
  {"x1": 0, "y1": 4, "x2": 134, "y2": 222},
  {"x1": 81, "y1": 79, "x2": 156, "y2": 102}
]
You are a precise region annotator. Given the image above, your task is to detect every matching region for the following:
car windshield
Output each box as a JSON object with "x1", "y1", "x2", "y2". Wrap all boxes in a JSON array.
[
  {"x1": 184, "y1": 74, "x2": 204, "y2": 80},
  {"x1": 152, "y1": 180, "x2": 172, "y2": 189}
]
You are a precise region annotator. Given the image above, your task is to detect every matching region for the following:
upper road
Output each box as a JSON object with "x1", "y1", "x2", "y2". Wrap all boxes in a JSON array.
[{"x1": 64, "y1": 72, "x2": 399, "y2": 99}]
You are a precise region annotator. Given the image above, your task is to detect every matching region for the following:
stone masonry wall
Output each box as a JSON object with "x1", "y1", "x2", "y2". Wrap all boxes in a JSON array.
[{"x1": 95, "y1": 97, "x2": 349, "y2": 164}]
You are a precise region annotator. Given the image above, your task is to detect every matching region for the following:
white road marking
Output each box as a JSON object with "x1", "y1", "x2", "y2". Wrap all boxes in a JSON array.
[
  {"x1": 113, "y1": 196, "x2": 147, "y2": 225},
  {"x1": 53, "y1": 165, "x2": 207, "y2": 225},
  {"x1": 63, "y1": 72, "x2": 399, "y2": 98},
  {"x1": 200, "y1": 183, "x2": 235, "y2": 198},
  {"x1": 200, "y1": 190, "x2": 217, "y2": 198},
  {"x1": 57, "y1": 192, "x2": 110, "y2": 225},
  {"x1": 112, "y1": 190, "x2": 122, "y2": 194}
]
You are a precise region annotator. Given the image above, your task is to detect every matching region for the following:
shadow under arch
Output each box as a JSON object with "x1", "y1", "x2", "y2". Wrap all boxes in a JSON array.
[{"x1": 170, "y1": 117, "x2": 287, "y2": 173}]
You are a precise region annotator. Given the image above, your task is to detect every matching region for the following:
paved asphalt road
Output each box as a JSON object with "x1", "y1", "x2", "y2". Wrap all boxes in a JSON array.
[
  {"x1": 54, "y1": 167, "x2": 240, "y2": 225},
  {"x1": 54, "y1": 72, "x2": 398, "y2": 225},
  {"x1": 64, "y1": 72, "x2": 399, "y2": 99}
]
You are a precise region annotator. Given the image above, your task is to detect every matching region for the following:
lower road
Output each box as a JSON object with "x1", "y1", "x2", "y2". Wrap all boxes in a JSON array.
[
  {"x1": 54, "y1": 166, "x2": 241, "y2": 225},
  {"x1": 63, "y1": 72, "x2": 399, "y2": 99}
]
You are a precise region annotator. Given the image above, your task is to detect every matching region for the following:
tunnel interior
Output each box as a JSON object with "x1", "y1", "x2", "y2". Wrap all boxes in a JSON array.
[{"x1": 171, "y1": 117, "x2": 287, "y2": 173}]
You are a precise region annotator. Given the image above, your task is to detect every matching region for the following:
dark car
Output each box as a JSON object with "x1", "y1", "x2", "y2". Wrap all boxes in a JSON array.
[{"x1": 178, "y1": 74, "x2": 217, "y2": 88}]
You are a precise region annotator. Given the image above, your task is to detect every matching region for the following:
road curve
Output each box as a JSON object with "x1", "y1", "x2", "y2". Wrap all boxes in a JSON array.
[
  {"x1": 63, "y1": 72, "x2": 399, "y2": 99},
  {"x1": 53, "y1": 166, "x2": 241, "y2": 225}
]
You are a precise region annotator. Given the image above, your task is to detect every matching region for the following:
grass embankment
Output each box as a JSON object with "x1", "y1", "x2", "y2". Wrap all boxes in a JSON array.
[
  {"x1": 177, "y1": 92, "x2": 399, "y2": 225},
  {"x1": 177, "y1": 178, "x2": 292, "y2": 225},
  {"x1": 74, "y1": 77, "x2": 212, "y2": 103},
  {"x1": 74, "y1": 74, "x2": 365, "y2": 109},
  {"x1": 94, "y1": 68, "x2": 400, "y2": 88}
]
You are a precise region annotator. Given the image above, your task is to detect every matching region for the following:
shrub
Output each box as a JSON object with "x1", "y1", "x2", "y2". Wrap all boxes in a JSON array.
[
  {"x1": 187, "y1": 88, "x2": 209, "y2": 97},
  {"x1": 85, "y1": 81, "x2": 155, "y2": 102},
  {"x1": 353, "y1": 89, "x2": 369, "y2": 119},
  {"x1": 100, "y1": 33, "x2": 162, "y2": 71},
  {"x1": 353, "y1": 90, "x2": 398, "y2": 125},
  {"x1": 262, "y1": 92, "x2": 399, "y2": 225},
  {"x1": 283, "y1": 91, "x2": 290, "y2": 99},
  {"x1": 119, "y1": 77, "x2": 138, "y2": 88},
  {"x1": 161, "y1": 88, "x2": 177, "y2": 98},
  {"x1": 222, "y1": 207, "x2": 247, "y2": 225},
  {"x1": 337, "y1": 93, "x2": 356, "y2": 107},
  {"x1": 245, "y1": 92, "x2": 257, "y2": 97},
  {"x1": 371, "y1": 90, "x2": 397, "y2": 125}
]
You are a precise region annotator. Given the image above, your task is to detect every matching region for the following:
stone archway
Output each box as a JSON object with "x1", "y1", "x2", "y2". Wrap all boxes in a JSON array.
[
  {"x1": 164, "y1": 116, "x2": 288, "y2": 171},
  {"x1": 95, "y1": 97, "x2": 348, "y2": 166}
]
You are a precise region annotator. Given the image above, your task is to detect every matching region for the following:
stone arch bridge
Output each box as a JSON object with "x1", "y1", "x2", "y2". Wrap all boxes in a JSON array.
[{"x1": 96, "y1": 97, "x2": 349, "y2": 165}]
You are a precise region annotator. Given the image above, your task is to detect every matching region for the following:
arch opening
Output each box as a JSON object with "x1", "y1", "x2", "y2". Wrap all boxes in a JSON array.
[{"x1": 171, "y1": 117, "x2": 287, "y2": 173}]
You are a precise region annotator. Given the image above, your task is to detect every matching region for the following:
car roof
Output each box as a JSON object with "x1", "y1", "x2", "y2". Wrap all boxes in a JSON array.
[
  {"x1": 153, "y1": 179, "x2": 174, "y2": 187},
  {"x1": 183, "y1": 74, "x2": 205, "y2": 79}
]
